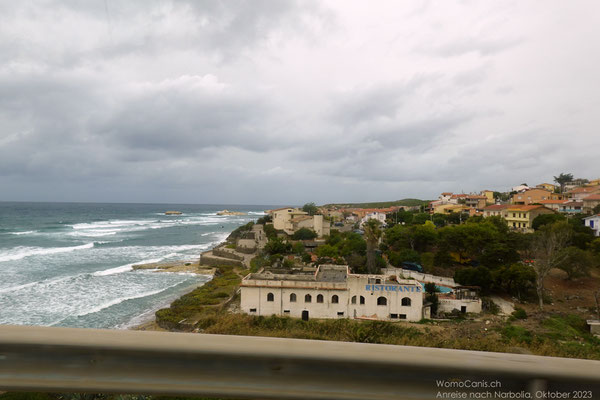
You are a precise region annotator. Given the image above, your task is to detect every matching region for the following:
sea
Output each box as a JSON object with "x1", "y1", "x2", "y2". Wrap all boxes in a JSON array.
[{"x1": 0, "y1": 202, "x2": 271, "y2": 329}]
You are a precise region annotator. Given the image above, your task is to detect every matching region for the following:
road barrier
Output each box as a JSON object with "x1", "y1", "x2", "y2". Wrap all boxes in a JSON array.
[{"x1": 0, "y1": 325, "x2": 599, "y2": 399}]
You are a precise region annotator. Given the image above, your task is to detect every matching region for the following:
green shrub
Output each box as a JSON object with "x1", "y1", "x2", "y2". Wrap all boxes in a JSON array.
[
  {"x1": 501, "y1": 324, "x2": 533, "y2": 344},
  {"x1": 512, "y1": 307, "x2": 527, "y2": 320}
]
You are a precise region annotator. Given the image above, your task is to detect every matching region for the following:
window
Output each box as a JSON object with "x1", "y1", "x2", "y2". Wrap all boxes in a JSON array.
[
  {"x1": 513, "y1": 213, "x2": 516, "y2": 217},
  {"x1": 351, "y1": 295, "x2": 357, "y2": 304},
  {"x1": 591, "y1": 221, "x2": 595, "y2": 228},
  {"x1": 290, "y1": 293, "x2": 297, "y2": 302},
  {"x1": 390, "y1": 313, "x2": 398, "y2": 319},
  {"x1": 377, "y1": 296, "x2": 387, "y2": 306},
  {"x1": 331, "y1": 295, "x2": 339, "y2": 304},
  {"x1": 375, "y1": 279, "x2": 381, "y2": 284},
  {"x1": 284, "y1": 310, "x2": 290, "y2": 314},
  {"x1": 337, "y1": 312, "x2": 344, "y2": 316},
  {"x1": 267, "y1": 293, "x2": 274, "y2": 302},
  {"x1": 399, "y1": 314, "x2": 407, "y2": 320},
  {"x1": 360, "y1": 296, "x2": 365, "y2": 305},
  {"x1": 401, "y1": 297, "x2": 411, "y2": 306},
  {"x1": 316, "y1": 294, "x2": 324, "y2": 303},
  {"x1": 305, "y1": 294, "x2": 312, "y2": 303},
  {"x1": 250, "y1": 308, "x2": 257, "y2": 312}
]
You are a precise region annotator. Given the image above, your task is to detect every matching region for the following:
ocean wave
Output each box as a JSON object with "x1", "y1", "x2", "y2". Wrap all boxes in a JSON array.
[
  {"x1": 248, "y1": 211, "x2": 266, "y2": 215},
  {"x1": 92, "y1": 257, "x2": 165, "y2": 276},
  {"x1": 0, "y1": 243, "x2": 95, "y2": 263},
  {"x1": 71, "y1": 284, "x2": 182, "y2": 318},
  {"x1": 10, "y1": 230, "x2": 37, "y2": 235}
]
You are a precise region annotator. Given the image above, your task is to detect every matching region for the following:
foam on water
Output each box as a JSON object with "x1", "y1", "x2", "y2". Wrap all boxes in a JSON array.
[
  {"x1": 0, "y1": 202, "x2": 270, "y2": 329},
  {"x1": 0, "y1": 242, "x2": 94, "y2": 263},
  {"x1": 92, "y1": 257, "x2": 165, "y2": 276}
]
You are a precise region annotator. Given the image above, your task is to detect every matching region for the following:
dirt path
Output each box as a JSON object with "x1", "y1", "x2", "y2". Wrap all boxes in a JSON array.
[{"x1": 490, "y1": 296, "x2": 515, "y2": 315}]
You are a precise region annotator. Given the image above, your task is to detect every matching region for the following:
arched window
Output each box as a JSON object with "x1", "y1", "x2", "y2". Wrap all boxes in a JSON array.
[
  {"x1": 267, "y1": 293, "x2": 274, "y2": 302},
  {"x1": 305, "y1": 294, "x2": 312, "y2": 303},
  {"x1": 360, "y1": 296, "x2": 365, "y2": 305},
  {"x1": 377, "y1": 296, "x2": 387, "y2": 306},
  {"x1": 351, "y1": 295, "x2": 357, "y2": 304},
  {"x1": 317, "y1": 294, "x2": 324, "y2": 303},
  {"x1": 401, "y1": 297, "x2": 411, "y2": 306},
  {"x1": 290, "y1": 293, "x2": 297, "y2": 302},
  {"x1": 331, "y1": 295, "x2": 339, "y2": 304}
]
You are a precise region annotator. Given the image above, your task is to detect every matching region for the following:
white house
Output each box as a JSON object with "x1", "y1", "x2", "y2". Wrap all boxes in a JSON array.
[
  {"x1": 359, "y1": 212, "x2": 387, "y2": 228},
  {"x1": 584, "y1": 214, "x2": 600, "y2": 237},
  {"x1": 240, "y1": 265, "x2": 429, "y2": 321}
]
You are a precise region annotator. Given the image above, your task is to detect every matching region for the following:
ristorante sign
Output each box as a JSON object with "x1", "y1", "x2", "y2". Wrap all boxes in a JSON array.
[{"x1": 365, "y1": 284, "x2": 422, "y2": 292}]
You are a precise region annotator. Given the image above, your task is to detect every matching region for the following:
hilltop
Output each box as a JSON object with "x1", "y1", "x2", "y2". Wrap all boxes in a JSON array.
[{"x1": 322, "y1": 198, "x2": 429, "y2": 209}]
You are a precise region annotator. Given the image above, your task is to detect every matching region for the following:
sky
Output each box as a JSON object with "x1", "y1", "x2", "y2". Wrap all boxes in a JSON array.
[{"x1": 1, "y1": 1, "x2": 599, "y2": 205}]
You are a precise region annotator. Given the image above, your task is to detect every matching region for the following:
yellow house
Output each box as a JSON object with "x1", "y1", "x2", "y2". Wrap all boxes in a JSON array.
[
  {"x1": 536, "y1": 183, "x2": 557, "y2": 192},
  {"x1": 504, "y1": 205, "x2": 555, "y2": 232},
  {"x1": 481, "y1": 190, "x2": 495, "y2": 205},
  {"x1": 432, "y1": 203, "x2": 470, "y2": 215},
  {"x1": 589, "y1": 179, "x2": 600, "y2": 186}
]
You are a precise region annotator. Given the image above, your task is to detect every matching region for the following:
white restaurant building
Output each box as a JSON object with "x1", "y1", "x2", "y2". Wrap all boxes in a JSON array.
[{"x1": 240, "y1": 265, "x2": 430, "y2": 321}]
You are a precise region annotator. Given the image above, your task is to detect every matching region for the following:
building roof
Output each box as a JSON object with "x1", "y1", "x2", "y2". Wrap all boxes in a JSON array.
[
  {"x1": 506, "y1": 205, "x2": 552, "y2": 211},
  {"x1": 561, "y1": 201, "x2": 583, "y2": 206},
  {"x1": 568, "y1": 186, "x2": 600, "y2": 194},
  {"x1": 583, "y1": 214, "x2": 600, "y2": 220},
  {"x1": 483, "y1": 204, "x2": 509, "y2": 211},
  {"x1": 441, "y1": 192, "x2": 453, "y2": 195},
  {"x1": 538, "y1": 199, "x2": 568, "y2": 204},
  {"x1": 583, "y1": 194, "x2": 600, "y2": 201}
]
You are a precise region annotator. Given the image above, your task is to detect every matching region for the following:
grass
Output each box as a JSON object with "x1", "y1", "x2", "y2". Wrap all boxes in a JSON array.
[{"x1": 155, "y1": 266, "x2": 241, "y2": 330}]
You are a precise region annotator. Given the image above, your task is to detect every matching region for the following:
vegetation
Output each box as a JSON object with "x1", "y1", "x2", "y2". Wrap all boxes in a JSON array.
[
  {"x1": 529, "y1": 221, "x2": 572, "y2": 309},
  {"x1": 554, "y1": 172, "x2": 574, "y2": 193},
  {"x1": 301, "y1": 202, "x2": 318, "y2": 216},
  {"x1": 291, "y1": 227, "x2": 317, "y2": 240},
  {"x1": 363, "y1": 219, "x2": 383, "y2": 274},
  {"x1": 559, "y1": 246, "x2": 594, "y2": 280},
  {"x1": 155, "y1": 266, "x2": 241, "y2": 330},
  {"x1": 226, "y1": 221, "x2": 253, "y2": 241}
]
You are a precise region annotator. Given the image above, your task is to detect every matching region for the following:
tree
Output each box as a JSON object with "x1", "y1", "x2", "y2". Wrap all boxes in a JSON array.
[
  {"x1": 532, "y1": 213, "x2": 566, "y2": 230},
  {"x1": 594, "y1": 204, "x2": 600, "y2": 214},
  {"x1": 315, "y1": 244, "x2": 338, "y2": 258},
  {"x1": 363, "y1": 219, "x2": 383, "y2": 274},
  {"x1": 291, "y1": 228, "x2": 317, "y2": 240},
  {"x1": 424, "y1": 283, "x2": 440, "y2": 316},
  {"x1": 494, "y1": 263, "x2": 536, "y2": 301},
  {"x1": 302, "y1": 202, "x2": 318, "y2": 216},
  {"x1": 529, "y1": 221, "x2": 572, "y2": 309},
  {"x1": 553, "y1": 173, "x2": 574, "y2": 193},
  {"x1": 558, "y1": 247, "x2": 593, "y2": 280},
  {"x1": 264, "y1": 237, "x2": 292, "y2": 255}
]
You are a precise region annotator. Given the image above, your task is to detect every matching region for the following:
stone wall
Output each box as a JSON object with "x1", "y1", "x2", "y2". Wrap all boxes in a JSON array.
[{"x1": 200, "y1": 254, "x2": 244, "y2": 268}]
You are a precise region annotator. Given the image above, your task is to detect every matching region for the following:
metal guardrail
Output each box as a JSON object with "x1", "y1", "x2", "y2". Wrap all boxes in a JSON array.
[{"x1": 1, "y1": 325, "x2": 599, "y2": 399}]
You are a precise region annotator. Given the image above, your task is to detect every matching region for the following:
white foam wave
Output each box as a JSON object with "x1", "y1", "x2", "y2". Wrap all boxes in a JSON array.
[
  {"x1": 248, "y1": 211, "x2": 265, "y2": 215},
  {"x1": 92, "y1": 257, "x2": 165, "y2": 276},
  {"x1": 10, "y1": 230, "x2": 37, "y2": 235},
  {"x1": 72, "y1": 283, "x2": 182, "y2": 318},
  {"x1": 0, "y1": 243, "x2": 94, "y2": 263},
  {"x1": 0, "y1": 281, "x2": 39, "y2": 294}
]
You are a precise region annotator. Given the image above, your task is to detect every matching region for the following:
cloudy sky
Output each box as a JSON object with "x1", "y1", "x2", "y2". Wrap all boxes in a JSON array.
[{"x1": 1, "y1": 1, "x2": 599, "y2": 205}]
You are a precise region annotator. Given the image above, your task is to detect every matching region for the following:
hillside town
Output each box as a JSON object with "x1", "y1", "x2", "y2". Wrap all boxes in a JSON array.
[
  {"x1": 184, "y1": 175, "x2": 596, "y2": 334},
  {"x1": 152, "y1": 173, "x2": 600, "y2": 362}
]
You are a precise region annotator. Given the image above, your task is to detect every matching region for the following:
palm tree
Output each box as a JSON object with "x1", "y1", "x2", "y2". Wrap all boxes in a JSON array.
[
  {"x1": 553, "y1": 173, "x2": 573, "y2": 193},
  {"x1": 363, "y1": 219, "x2": 382, "y2": 274}
]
